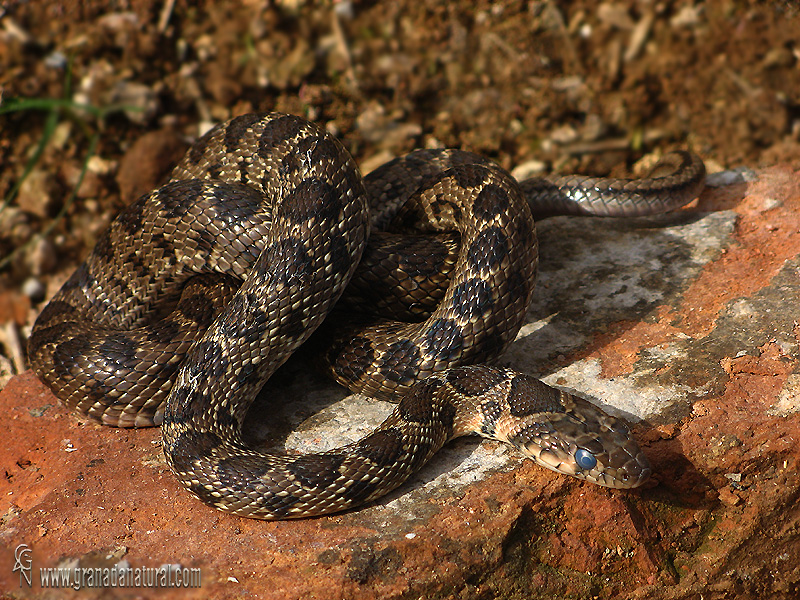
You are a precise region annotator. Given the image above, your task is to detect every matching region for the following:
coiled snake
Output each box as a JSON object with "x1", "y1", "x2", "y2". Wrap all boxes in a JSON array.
[{"x1": 28, "y1": 113, "x2": 705, "y2": 519}]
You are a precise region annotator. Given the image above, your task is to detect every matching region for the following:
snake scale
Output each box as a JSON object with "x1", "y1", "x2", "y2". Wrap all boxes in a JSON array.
[{"x1": 28, "y1": 112, "x2": 705, "y2": 519}]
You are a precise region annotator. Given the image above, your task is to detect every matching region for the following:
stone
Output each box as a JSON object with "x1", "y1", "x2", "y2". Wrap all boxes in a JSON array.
[
  {"x1": 116, "y1": 129, "x2": 188, "y2": 204},
  {"x1": 1, "y1": 164, "x2": 800, "y2": 599}
]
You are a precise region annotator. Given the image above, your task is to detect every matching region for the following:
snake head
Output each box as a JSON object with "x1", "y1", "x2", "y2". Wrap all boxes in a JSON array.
[{"x1": 508, "y1": 394, "x2": 652, "y2": 489}]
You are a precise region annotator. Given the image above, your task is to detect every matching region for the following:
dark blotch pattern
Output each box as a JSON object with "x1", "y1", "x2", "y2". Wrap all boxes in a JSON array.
[
  {"x1": 327, "y1": 234, "x2": 352, "y2": 280},
  {"x1": 212, "y1": 183, "x2": 262, "y2": 230},
  {"x1": 219, "y1": 293, "x2": 268, "y2": 344},
  {"x1": 97, "y1": 333, "x2": 140, "y2": 373},
  {"x1": 27, "y1": 320, "x2": 69, "y2": 357},
  {"x1": 116, "y1": 197, "x2": 145, "y2": 235},
  {"x1": 505, "y1": 265, "x2": 534, "y2": 303},
  {"x1": 92, "y1": 231, "x2": 114, "y2": 261},
  {"x1": 148, "y1": 230, "x2": 173, "y2": 254},
  {"x1": 157, "y1": 180, "x2": 206, "y2": 217},
  {"x1": 355, "y1": 428, "x2": 406, "y2": 468},
  {"x1": 43, "y1": 329, "x2": 90, "y2": 377},
  {"x1": 34, "y1": 300, "x2": 77, "y2": 328},
  {"x1": 267, "y1": 236, "x2": 313, "y2": 288},
  {"x1": 473, "y1": 327, "x2": 514, "y2": 363},
  {"x1": 422, "y1": 318, "x2": 464, "y2": 361},
  {"x1": 178, "y1": 292, "x2": 218, "y2": 326},
  {"x1": 399, "y1": 378, "x2": 445, "y2": 423},
  {"x1": 146, "y1": 318, "x2": 181, "y2": 343},
  {"x1": 507, "y1": 374, "x2": 564, "y2": 417},
  {"x1": 123, "y1": 250, "x2": 149, "y2": 280},
  {"x1": 258, "y1": 114, "x2": 306, "y2": 154},
  {"x1": 446, "y1": 367, "x2": 505, "y2": 396},
  {"x1": 472, "y1": 183, "x2": 510, "y2": 221},
  {"x1": 332, "y1": 336, "x2": 375, "y2": 384},
  {"x1": 223, "y1": 113, "x2": 263, "y2": 154},
  {"x1": 378, "y1": 339, "x2": 422, "y2": 385},
  {"x1": 283, "y1": 178, "x2": 340, "y2": 226},
  {"x1": 81, "y1": 375, "x2": 114, "y2": 405},
  {"x1": 450, "y1": 278, "x2": 493, "y2": 320},
  {"x1": 467, "y1": 227, "x2": 509, "y2": 271},
  {"x1": 286, "y1": 454, "x2": 346, "y2": 490},
  {"x1": 206, "y1": 163, "x2": 223, "y2": 180},
  {"x1": 452, "y1": 164, "x2": 488, "y2": 190},
  {"x1": 165, "y1": 385, "x2": 214, "y2": 425},
  {"x1": 212, "y1": 403, "x2": 239, "y2": 430},
  {"x1": 167, "y1": 430, "x2": 224, "y2": 474},
  {"x1": 479, "y1": 400, "x2": 502, "y2": 435},
  {"x1": 278, "y1": 151, "x2": 301, "y2": 179},
  {"x1": 190, "y1": 340, "x2": 227, "y2": 379},
  {"x1": 296, "y1": 136, "x2": 340, "y2": 170},
  {"x1": 235, "y1": 361, "x2": 258, "y2": 386}
]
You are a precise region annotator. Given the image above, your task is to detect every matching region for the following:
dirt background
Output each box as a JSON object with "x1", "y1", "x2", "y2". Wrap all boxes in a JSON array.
[{"x1": 2, "y1": 1, "x2": 800, "y2": 369}]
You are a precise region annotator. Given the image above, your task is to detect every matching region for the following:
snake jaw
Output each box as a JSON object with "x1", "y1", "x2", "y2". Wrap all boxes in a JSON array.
[{"x1": 519, "y1": 438, "x2": 651, "y2": 489}]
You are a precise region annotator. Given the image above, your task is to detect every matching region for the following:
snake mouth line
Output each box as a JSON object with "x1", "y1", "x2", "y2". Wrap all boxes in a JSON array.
[{"x1": 517, "y1": 435, "x2": 651, "y2": 490}]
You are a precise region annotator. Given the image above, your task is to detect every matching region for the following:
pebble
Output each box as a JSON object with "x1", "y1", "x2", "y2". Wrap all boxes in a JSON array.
[
  {"x1": 705, "y1": 168, "x2": 759, "y2": 188},
  {"x1": 16, "y1": 170, "x2": 57, "y2": 218},
  {"x1": 21, "y1": 277, "x2": 46, "y2": 302},
  {"x1": 511, "y1": 159, "x2": 547, "y2": 181},
  {"x1": 27, "y1": 237, "x2": 57, "y2": 277}
]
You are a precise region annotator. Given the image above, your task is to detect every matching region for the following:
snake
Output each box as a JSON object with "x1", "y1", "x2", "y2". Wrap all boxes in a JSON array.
[{"x1": 27, "y1": 112, "x2": 705, "y2": 519}]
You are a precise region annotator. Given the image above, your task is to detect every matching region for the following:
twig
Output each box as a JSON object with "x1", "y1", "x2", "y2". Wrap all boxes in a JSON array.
[
  {"x1": 331, "y1": 5, "x2": 359, "y2": 91},
  {"x1": 158, "y1": 0, "x2": 176, "y2": 33},
  {"x1": 3, "y1": 321, "x2": 25, "y2": 374}
]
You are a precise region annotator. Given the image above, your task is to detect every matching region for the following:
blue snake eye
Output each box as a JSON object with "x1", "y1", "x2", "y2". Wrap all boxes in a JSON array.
[{"x1": 575, "y1": 448, "x2": 598, "y2": 471}]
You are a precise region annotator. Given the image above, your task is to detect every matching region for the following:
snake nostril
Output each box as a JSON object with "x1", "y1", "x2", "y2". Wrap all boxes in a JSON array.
[{"x1": 574, "y1": 448, "x2": 597, "y2": 471}]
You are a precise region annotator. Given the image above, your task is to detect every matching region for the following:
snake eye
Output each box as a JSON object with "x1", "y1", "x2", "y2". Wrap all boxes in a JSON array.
[{"x1": 575, "y1": 448, "x2": 598, "y2": 471}]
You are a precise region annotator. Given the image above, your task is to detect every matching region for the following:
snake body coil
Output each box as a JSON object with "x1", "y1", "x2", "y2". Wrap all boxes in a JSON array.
[{"x1": 28, "y1": 113, "x2": 705, "y2": 519}]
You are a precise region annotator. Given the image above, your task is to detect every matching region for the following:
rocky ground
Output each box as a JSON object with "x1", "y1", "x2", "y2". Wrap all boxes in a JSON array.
[{"x1": 1, "y1": 1, "x2": 800, "y2": 599}]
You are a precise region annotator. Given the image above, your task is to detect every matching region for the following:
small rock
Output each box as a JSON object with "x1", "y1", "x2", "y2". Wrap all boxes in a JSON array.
[
  {"x1": 670, "y1": 4, "x2": 703, "y2": 28},
  {"x1": 97, "y1": 12, "x2": 138, "y2": 32},
  {"x1": 769, "y1": 373, "x2": 800, "y2": 416},
  {"x1": 27, "y1": 237, "x2": 57, "y2": 277},
  {"x1": 0, "y1": 206, "x2": 32, "y2": 247},
  {"x1": 549, "y1": 124, "x2": 579, "y2": 145},
  {"x1": 116, "y1": 129, "x2": 188, "y2": 204},
  {"x1": 110, "y1": 80, "x2": 160, "y2": 124},
  {"x1": 44, "y1": 50, "x2": 67, "y2": 69},
  {"x1": 73, "y1": 60, "x2": 115, "y2": 114},
  {"x1": 597, "y1": 3, "x2": 635, "y2": 29},
  {"x1": 97, "y1": 12, "x2": 139, "y2": 49},
  {"x1": 333, "y1": 0, "x2": 354, "y2": 19},
  {"x1": 21, "y1": 277, "x2": 45, "y2": 303},
  {"x1": 705, "y1": 168, "x2": 759, "y2": 187},
  {"x1": 0, "y1": 354, "x2": 13, "y2": 389},
  {"x1": 718, "y1": 487, "x2": 741, "y2": 506},
  {"x1": 16, "y1": 170, "x2": 58, "y2": 218},
  {"x1": 760, "y1": 197, "x2": 783, "y2": 212},
  {"x1": 762, "y1": 47, "x2": 795, "y2": 70},
  {"x1": 511, "y1": 159, "x2": 547, "y2": 181}
]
